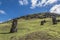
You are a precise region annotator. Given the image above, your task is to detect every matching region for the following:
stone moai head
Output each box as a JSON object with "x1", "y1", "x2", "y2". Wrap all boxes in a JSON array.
[
  {"x1": 10, "y1": 19, "x2": 18, "y2": 33},
  {"x1": 40, "y1": 20, "x2": 46, "y2": 25},
  {"x1": 41, "y1": 21, "x2": 44, "y2": 25},
  {"x1": 52, "y1": 16, "x2": 57, "y2": 24}
]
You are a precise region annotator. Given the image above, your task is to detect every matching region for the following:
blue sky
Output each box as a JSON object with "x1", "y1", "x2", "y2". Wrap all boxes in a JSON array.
[{"x1": 0, "y1": 0, "x2": 60, "y2": 23}]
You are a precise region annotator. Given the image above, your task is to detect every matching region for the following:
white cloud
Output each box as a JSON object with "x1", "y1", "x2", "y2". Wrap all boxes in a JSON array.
[
  {"x1": 44, "y1": 0, "x2": 58, "y2": 6},
  {"x1": 50, "y1": 4, "x2": 60, "y2": 14},
  {"x1": 30, "y1": 0, "x2": 59, "y2": 9},
  {"x1": 8, "y1": 18, "x2": 11, "y2": 21},
  {"x1": 30, "y1": 0, "x2": 38, "y2": 9},
  {"x1": 19, "y1": 1, "x2": 24, "y2": 5},
  {"x1": 0, "y1": 10, "x2": 6, "y2": 14},
  {"x1": 30, "y1": 0, "x2": 47, "y2": 9},
  {"x1": 19, "y1": 0, "x2": 60, "y2": 9},
  {"x1": 19, "y1": 0, "x2": 28, "y2": 5},
  {"x1": 37, "y1": 0, "x2": 47, "y2": 7}
]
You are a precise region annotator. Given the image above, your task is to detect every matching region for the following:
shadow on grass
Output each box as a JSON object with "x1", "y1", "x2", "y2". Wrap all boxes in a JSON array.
[{"x1": 0, "y1": 32, "x2": 11, "y2": 34}]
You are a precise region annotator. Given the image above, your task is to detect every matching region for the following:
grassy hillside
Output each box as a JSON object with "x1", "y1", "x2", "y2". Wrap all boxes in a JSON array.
[{"x1": 0, "y1": 17, "x2": 60, "y2": 40}]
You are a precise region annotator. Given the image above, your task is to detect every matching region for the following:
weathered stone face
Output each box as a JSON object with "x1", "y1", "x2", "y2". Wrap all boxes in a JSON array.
[
  {"x1": 40, "y1": 20, "x2": 46, "y2": 25},
  {"x1": 52, "y1": 16, "x2": 57, "y2": 24},
  {"x1": 10, "y1": 19, "x2": 18, "y2": 33},
  {"x1": 41, "y1": 21, "x2": 44, "y2": 25}
]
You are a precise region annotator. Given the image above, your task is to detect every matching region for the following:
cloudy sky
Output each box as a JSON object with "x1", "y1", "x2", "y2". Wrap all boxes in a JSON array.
[{"x1": 0, "y1": 0, "x2": 60, "y2": 23}]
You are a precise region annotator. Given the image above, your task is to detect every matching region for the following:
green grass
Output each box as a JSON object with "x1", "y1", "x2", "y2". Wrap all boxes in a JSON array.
[{"x1": 0, "y1": 17, "x2": 60, "y2": 40}]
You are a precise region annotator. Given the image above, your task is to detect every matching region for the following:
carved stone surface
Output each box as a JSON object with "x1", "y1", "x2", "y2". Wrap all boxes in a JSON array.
[
  {"x1": 52, "y1": 16, "x2": 57, "y2": 24},
  {"x1": 41, "y1": 20, "x2": 46, "y2": 25},
  {"x1": 10, "y1": 19, "x2": 17, "y2": 33}
]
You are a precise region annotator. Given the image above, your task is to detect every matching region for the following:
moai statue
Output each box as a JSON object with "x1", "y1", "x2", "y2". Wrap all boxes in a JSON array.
[
  {"x1": 40, "y1": 20, "x2": 46, "y2": 25},
  {"x1": 57, "y1": 20, "x2": 60, "y2": 22},
  {"x1": 41, "y1": 20, "x2": 44, "y2": 25},
  {"x1": 44, "y1": 20, "x2": 46, "y2": 23},
  {"x1": 52, "y1": 16, "x2": 57, "y2": 24},
  {"x1": 10, "y1": 19, "x2": 18, "y2": 33}
]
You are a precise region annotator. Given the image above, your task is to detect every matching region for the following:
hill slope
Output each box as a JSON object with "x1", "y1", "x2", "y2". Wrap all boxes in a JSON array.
[{"x1": 0, "y1": 17, "x2": 60, "y2": 40}]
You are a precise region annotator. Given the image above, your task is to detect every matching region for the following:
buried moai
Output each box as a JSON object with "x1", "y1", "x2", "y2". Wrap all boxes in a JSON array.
[
  {"x1": 10, "y1": 19, "x2": 18, "y2": 33},
  {"x1": 52, "y1": 16, "x2": 57, "y2": 24},
  {"x1": 56, "y1": 20, "x2": 60, "y2": 22},
  {"x1": 40, "y1": 20, "x2": 46, "y2": 25}
]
